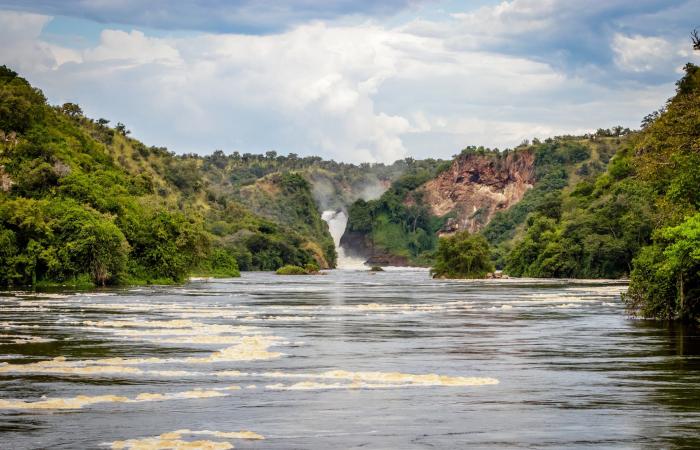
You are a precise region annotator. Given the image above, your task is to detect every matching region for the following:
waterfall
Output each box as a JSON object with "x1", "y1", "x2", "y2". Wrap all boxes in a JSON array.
[{"x1": 321, "y1": 210, "x2": 367, "y2": 269}]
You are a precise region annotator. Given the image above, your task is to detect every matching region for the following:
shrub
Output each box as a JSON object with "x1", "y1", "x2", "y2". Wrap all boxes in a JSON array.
[
  {"x1": 275, "y1": 265, "x2": 307, "y2": 275},
  {"x1": 304, "y1": 262, "x2": 320, "y2": 273},
  {"x1": 624, "y1": 213, "x2": 700, "y2": 321},
  {"x1": 431, "y1": 231, "x2": 494, "y2": 279}
]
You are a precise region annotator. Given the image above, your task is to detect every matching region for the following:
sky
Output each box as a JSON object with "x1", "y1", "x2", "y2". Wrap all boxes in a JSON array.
[{"x1": 0, "y1": 1, "x2": 698, "y2": 163}]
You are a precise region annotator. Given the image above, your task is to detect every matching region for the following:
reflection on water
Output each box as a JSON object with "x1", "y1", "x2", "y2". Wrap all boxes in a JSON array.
[{"x1": 1, "y1": 271, "x2": 699, "y2": 449}]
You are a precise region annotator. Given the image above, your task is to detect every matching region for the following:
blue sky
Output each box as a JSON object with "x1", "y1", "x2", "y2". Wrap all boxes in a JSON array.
[{"x1": 0, "y1": 0, "x2": 698, "y2": 162}]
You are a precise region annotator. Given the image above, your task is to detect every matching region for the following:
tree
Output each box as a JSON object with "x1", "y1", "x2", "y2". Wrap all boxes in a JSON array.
[
  {"x1": 125, "y1": 210, "x2": 209, "y2": 283},
  {"x1": 624, "y1": 214, "x2": 700, "y2": 321},
  {"x1": 0, "y1": 70, "x2": 46, "y2": 132},
  {"x1": 60, "y1": 102, "x2": 83, "y2": 118},
  {"x1": 55, "y1": 205, "x2": 130, "y2": 285},
  {"x1": 431, "y1": 231, "x2": 494, "y2": 279},
  {"x1": 115, "y1": 122, "x2": 130, "y2": 136}
]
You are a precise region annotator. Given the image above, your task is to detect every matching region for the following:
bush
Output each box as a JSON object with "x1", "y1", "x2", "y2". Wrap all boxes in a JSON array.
[
  {"x1": 275, "y1": 265, "x2": 307, "y2": 275},
  {"x1": 304, "y1": 262, "x2": 320, "y2": 273},
  {"x1": 624, "y1": 213, "x2": 700, "y2": 321},
  {"x1": 0, "y1": 198, "x2": 130, "y2": 286},
  {"x1": 431, "y1": 231, "x2": 494, "y2": 279},
  {"x1": 192, "y1": 247, "x2": 241, "y2": 278}
]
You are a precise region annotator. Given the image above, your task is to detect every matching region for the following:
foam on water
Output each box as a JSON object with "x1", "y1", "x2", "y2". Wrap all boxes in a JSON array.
[
  {"x1": 169, "y1": 430, "x2": 263, "y2": 440},
  {"x1": 260, "y1": 370, "x2": 499, "y2": 387},
  {"x1": 185, "y1": 336, "x2": 284, "y2": 363},
  {"x1": 0, "y1": 335, "x2": 55, "y2": 345},
  {"x1": 107, "y1": 429, "x2": 263, "y2": 450},
  {"x1": 110, "y1": 437, "x2": 233, "y2": 449},
  {"x1": 83, "y1": 319, "x2": 204, "y2": 329},
  {"x1": 0, "y1": 386, "x2": 240, "y2": 410}
]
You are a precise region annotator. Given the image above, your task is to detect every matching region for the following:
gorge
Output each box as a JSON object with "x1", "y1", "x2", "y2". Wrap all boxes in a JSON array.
[{"x1": 2, "y1": 4, "x2": 700, "y2": 449}]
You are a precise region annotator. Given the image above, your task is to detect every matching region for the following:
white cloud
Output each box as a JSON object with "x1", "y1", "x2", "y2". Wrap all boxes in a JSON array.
[
  {"x1": 84, "y1": 30, "x2": 182, "y2": 65},
  {"x1": 0, "y1": 6, "x2": 685, "y2": 163},
  {"x1": 0, "y1": 10, "x2": 55, "y2": 71},
  {"x1": 612, "y1": 33, "x2": 676, "y2": 72}
]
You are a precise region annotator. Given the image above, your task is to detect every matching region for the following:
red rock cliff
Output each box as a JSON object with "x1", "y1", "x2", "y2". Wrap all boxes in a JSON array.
[{"x1": 419, "y1": 150, "x2": 535, "y2": 234}]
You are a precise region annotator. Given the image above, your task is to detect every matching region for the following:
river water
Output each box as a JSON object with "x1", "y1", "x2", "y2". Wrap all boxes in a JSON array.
[{"x1": 1, "y1": 270, "x2": 699, "y2": 449}]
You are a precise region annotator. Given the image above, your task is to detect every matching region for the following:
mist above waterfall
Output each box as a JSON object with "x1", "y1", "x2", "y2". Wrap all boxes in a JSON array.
[
  {"x1": 311, "y1": 174, "x2": 387, "y2": 212},
  {"x1": 321, "y1": 210, "x2": 367, "y2": 269}
]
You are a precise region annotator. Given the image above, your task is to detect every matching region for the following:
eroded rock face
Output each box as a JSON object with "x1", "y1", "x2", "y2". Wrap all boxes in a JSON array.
[
  {"x1": 420, "y1": 150, "x2": 536, "y2": 234},
  {"x1": 338, "y1": 150, "x2": 537, "y2": 266},
  {"x1": 0, "y1": 165, "x2": 13, "y2": 192}
]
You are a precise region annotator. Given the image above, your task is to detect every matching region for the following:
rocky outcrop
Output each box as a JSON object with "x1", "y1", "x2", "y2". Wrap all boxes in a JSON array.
[
  {"x1": 339, "y1": 230, "x2": 372, "y2": 260},
  {"x1": 419, "y1": 150, "x2": 535, "y2": 234},
  {"x1": 339, "y1": 149, "x2": 537, "y2": 266},
  {"x1": 0, "y1": 165, "x2": 13, "y2": 192}
]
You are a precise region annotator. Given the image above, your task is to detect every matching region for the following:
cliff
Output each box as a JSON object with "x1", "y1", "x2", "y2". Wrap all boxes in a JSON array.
[
  {"x1": 343, "y1": 139, "x2": 619, "y2": 266},
  {"x1": 419, "y1": 150, "x2": 535, "y2": 235}
]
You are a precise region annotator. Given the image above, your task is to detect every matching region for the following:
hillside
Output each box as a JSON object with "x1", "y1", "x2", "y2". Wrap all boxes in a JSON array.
[
  {"x1": 341, "y1": 62, "x2": 700, "y2": 321},
  {"x1": 343, "y1": 135, "x2": 625, "y2": 266},
  {"x1": 0, "y1": 66, "x2": 347, "y2": 286},
  {"x1": 506, "y1": 63, "x2": 700, "y2": 320}
]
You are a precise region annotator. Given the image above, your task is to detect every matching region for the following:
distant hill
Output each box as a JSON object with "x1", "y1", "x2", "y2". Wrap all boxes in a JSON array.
[
  {"x1": 343, "y1": 62, "x2": 700, "y2": 321},
  {"x1": 0, "y1": 66, "x2": 414, "y2": 286},
  {"x1": 3, "y1": 59, "x2": 697, "y2": 320},
  {"x1": 343, "y1": 134, "x2": 626, "y2": 267}
]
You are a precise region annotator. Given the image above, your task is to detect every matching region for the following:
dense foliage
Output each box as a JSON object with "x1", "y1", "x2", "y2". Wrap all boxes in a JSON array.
[
  {"x1": 275, "y1": 262, "x2": 320, "y2": 275},
  {"x1": 624, "y1": 214, "x2": 700, "y2": 320},
  {"x1": 236, "y1": 172, "x2": 337, "y2": 268},
  {"x1": 346, "y1": 136, "x2": 617, "y2": 267},
  {"x1": 345, "y1": 159, "x2": 450, "y2": 264},
  {"x1": 505, "y1": 63, "x2": 700, "y2": 321},
  {"x1": 431, "y1": 231, "x2": 494, "y2": 279},
  {"x1": 620, "y1": 64, "x2": 700, "y2": 321},
  {"x1": 0, "y1": 66, "x2": 342, "y2": 286}
]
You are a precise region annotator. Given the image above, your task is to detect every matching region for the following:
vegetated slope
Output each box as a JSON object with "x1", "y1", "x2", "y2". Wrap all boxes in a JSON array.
[
  {"x1": 194, "y1": 152, "x2": 427, "y2": 267},
  {"x1": 0, "y1": 66, "x2": 333, "y2": 286},
  {"x1": 237, "y1": 172, "x2": 337, "y2": 268},
  {"x1": 506, "y1": 63, "x2": 700, "y2": 320},
  {"x1": 198, "y1": 149, "x2": 413, "y2": 213},
  {"x1": 343, "y1": 136, "x2": 623, "y2": 266},
  {"x1": 341, "y1": 158, "x2": 452, "y2": 266}
]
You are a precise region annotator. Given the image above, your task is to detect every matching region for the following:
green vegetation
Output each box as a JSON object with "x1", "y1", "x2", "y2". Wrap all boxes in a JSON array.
[
  {"x1": 346, "y1": 135, "x2": 619, "y2": 267},
  {"x1": 345, "y1": 159, "x2": 449, "y2": 264},
  {"x1": 0, "y1": 66, "x2": 340, "y2": 286},
  {"x1": 505, "y1": 63, "x2": 700, "y2": 321},
  {"x1": 275, "y1": 265, "x2": 307, "y2": 275},
  {"x1": 623, "y1": 214, "x2": 700, "y2": 320},
  {"x1": 275, "y1": 263, "x2": 320, "y2": 275},
  {"x1": 431, "y1": 231, "x2": 494, "y2": 279},
  {"x1": 370, "y1": 266, "x2": 384, "y2": 272},
  {"x1": 237, "y1": 172, "x2": 336, "y2": 268}
]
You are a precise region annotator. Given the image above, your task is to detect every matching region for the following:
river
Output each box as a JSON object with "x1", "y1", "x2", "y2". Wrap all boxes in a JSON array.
[{"x1": 1, "y1": 270, "x2": 699, "y2": 449}]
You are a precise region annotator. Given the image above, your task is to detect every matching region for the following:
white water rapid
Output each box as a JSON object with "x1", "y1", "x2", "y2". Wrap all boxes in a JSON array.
[{"x1": 321, "y1": 210, "x2": 367, "y2": 270}]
